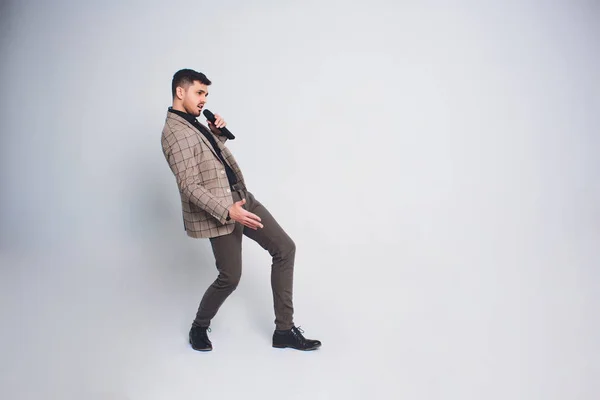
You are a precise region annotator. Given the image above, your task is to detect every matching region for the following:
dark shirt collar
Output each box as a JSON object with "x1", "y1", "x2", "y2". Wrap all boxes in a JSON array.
[{"x1": 168, "y1": 107, "x2": 200, "y2": 126}]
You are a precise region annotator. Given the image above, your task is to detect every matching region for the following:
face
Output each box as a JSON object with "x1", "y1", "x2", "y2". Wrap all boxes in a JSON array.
[{"x1": 178, "y1": 80, "x2": 209, "y2": 117}]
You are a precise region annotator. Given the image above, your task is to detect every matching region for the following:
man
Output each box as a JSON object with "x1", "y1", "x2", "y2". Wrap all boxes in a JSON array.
[{"x1": 161, "y1": 69, "x2": 321, "y2": 352}]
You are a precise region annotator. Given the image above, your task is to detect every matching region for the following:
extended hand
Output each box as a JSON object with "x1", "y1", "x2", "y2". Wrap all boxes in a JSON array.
[
  {"x1": 208, "y1": 114, "x2": 227, "y2": 135},
  {"x1": 228, "y1": 198, "x2": 263, "y2": 230}
]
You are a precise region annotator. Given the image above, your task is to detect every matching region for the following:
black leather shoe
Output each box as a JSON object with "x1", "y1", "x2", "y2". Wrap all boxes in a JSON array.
[
  {"x1": 272, "y1": 326, "x2": 321, "y2": 351},
  {"x1": 189, "y1": 325, "x2": 212, "y2": 351}
]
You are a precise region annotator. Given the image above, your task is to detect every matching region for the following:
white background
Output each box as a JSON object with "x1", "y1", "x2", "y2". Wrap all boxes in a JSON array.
[{"x1": 0, "y1": 0, "x2": 598, "y2": 399}]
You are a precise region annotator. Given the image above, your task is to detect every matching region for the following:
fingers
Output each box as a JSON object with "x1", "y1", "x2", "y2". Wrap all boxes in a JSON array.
[
  {"x1": 242, "y1": 217, "x2": 263, "y2": 230},
  {"x1": 242, "y1": 210, "x2": 263, "y2": 229},
  {"x1": 231, "y1": 199, "x2": 263, "y2": 229},
  {"x1": 240, "y1": 210, "x2": 263, "y2": 229},
  {"x1": 213, "y1": 114, "x2": 226, "y2": 129},
  {"x1": 245, "y1": 210, "x2": 261, "y2": 222}
]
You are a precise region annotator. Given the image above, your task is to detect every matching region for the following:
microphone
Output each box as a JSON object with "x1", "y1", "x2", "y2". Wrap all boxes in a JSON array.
[{"x1": 203, "y1": 109, "x2": 235, "y2": 140}]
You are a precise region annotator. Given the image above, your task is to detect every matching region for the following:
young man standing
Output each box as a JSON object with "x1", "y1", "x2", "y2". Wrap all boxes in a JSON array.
[{"x1": 161, "y1": 69, "x2": 321, "y2": 352}]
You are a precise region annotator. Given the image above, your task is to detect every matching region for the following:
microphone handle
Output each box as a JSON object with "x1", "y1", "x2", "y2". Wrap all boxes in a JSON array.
[{"x1": 215, "y1": 126, "x2": 235, "y2": 140}]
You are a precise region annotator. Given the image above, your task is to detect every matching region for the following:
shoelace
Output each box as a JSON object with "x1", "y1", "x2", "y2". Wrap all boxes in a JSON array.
[{"x1": 291, "y1": 326, "x2": 307, "y2": 344}]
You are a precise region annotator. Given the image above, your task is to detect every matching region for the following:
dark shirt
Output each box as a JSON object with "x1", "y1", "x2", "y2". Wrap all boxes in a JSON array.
[{"x1": 168, "y1": 107, "x2": 238, "y2": 188}]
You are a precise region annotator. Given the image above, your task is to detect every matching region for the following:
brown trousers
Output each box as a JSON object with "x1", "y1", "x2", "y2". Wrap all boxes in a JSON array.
[{"x1": 193, "y1": 188, "x2": 296, "y2": 330}]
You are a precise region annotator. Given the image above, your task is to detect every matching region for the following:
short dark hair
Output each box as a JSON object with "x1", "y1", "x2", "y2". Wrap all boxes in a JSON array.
[{"x1": 171, "y1": 69, "x2": 211, "y2": 98}]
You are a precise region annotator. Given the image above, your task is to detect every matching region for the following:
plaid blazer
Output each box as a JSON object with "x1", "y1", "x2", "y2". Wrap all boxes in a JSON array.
[{"x1": 161, "y1": 111, "x2": 246, "y2": 238}]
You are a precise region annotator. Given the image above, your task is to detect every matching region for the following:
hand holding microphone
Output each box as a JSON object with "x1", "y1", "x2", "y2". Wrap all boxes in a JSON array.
[{"x1": 203, "y1": 109, "x2": 235, "y2": 140}]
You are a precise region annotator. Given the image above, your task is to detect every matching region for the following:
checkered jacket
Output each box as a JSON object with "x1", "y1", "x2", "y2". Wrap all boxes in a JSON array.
[{"x1": 161, "y1": 111, "x2": 245, "y2": 238}]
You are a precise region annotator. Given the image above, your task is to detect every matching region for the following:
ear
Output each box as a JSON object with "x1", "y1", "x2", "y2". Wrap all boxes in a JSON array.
[{"x1": 176, "y1": 86, "x2": 185, "y2": 100}]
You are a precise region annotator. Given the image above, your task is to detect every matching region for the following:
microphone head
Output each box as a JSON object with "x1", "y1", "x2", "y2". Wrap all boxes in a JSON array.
[{"x1": 202, "y1": 109, "x2": 215, "y2": 121}]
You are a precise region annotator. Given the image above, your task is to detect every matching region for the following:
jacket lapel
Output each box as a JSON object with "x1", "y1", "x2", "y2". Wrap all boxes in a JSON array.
[{"x1": 167, "y1": 113, "x2": 220, "y2": 159}]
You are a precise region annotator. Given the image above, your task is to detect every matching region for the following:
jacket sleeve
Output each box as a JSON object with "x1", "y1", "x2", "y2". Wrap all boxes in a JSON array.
[{"x1": 164, "y1": 131, "x2": 230, "y2": 225}]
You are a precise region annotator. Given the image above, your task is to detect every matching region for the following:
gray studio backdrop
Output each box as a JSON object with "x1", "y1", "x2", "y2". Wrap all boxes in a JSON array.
[{"x1": 0, "y1": 1, "x2": 598, "y2": 399}]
